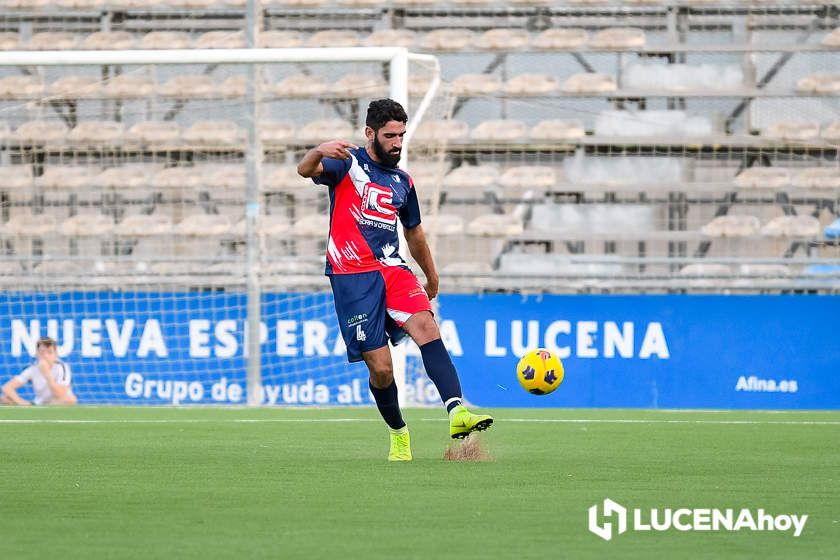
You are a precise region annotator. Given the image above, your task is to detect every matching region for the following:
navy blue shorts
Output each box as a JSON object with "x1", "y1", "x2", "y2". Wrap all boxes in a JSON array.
[{"x1": 329, "y1": 267, "x2": 432, "y2": 363}]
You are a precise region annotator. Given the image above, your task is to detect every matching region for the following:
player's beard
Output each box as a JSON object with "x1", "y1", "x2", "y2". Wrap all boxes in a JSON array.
[{"x1": 373, "y1": 135, "x2": 401, "y2": 168}]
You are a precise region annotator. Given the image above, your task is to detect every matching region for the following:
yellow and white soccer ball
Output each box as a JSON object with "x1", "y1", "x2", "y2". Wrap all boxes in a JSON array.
[{"x1": 516, "y1": 348, "x2": 565, "y2": 395}]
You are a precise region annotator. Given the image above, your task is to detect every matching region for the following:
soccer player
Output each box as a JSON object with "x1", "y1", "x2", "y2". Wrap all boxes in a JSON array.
[
  {"x1": 297, "y1": 98, "x2": 492, "y2": 461},
  {"x1": 1, "y1": 336, "x2": 77, "y2": 406}
]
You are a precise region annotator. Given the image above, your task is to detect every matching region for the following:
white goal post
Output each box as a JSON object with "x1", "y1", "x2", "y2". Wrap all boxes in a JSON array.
[{"x1": 0, "y1": 47, "x2": 444, "y2": 407}]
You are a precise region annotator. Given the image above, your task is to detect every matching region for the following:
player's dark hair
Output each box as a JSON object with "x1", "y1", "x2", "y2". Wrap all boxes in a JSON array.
[
  {"x1": 37, "y1": 336, "x2": 56, "y2": 349},
  {"x1": 365, "y1": 98, "x2": 407, "y2": 132}
]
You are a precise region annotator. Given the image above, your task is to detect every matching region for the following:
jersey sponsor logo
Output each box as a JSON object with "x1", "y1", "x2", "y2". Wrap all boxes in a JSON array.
[{"x1": 361, "y1": 182, "x2": 397, "y2": 225}]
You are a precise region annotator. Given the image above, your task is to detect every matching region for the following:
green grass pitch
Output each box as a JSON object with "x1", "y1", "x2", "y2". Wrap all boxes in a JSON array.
[{"x1": 0, "y1": 407, "x2": 837, "y2": 559}]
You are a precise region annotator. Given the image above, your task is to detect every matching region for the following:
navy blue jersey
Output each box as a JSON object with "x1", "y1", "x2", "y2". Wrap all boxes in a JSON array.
[{"x1": 312, "y1": 147, "x2": 421, "y2": 275}]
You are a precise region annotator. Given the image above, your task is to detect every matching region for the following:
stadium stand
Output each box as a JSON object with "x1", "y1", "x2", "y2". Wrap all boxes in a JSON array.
[{"x1": 0, "y1": 1, "x2": 838, "y2": 294}]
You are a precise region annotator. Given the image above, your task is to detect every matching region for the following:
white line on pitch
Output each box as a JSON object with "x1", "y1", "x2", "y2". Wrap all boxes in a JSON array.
[{"x1": 0, "y1": 418, "x2": 837, "y2": 425}]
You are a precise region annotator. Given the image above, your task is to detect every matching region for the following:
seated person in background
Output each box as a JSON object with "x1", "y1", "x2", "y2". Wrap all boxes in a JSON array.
[{"x1": 1, "y1": 336, "x2": 77, "y2": 406}]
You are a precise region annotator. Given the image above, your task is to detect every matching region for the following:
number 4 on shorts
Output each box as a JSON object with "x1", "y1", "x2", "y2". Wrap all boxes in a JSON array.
[{"x1": 356, "y1": 324, "x2": 366, "y2": 342}]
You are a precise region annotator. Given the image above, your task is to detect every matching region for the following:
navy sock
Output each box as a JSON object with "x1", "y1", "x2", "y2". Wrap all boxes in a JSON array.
[
  {"x1": 419, "y1": 338, "x2": 463, "y2": 413},
  {"x1": 369, "y1": 380, "x2": 406, "y2": 430}
]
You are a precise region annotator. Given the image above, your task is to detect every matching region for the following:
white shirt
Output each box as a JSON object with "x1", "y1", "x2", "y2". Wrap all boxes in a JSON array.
[{"x1": 14, "y1": 361, "x2": 74, "y2": 405}]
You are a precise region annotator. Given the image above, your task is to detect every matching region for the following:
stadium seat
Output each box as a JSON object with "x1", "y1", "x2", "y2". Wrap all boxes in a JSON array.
[
  {"x1": 452, "y1": 74, "x2": 502, "y2": 96},
  {"x1": 151, "y1": 167, "x2": 205, "y2": 190},
  {"x1": 679, "y1": 263, "x2": 733, "y2": 277},
  {"x1": 27, "y1": 32, "x2": 78, "y2": 50},
  {"x1": 588, "y1": 27, "x2": 646, "y2": 49},
  {"x1": 56, "y1": 0, "x2": 106, "y2": 8},
  {"x1": 125, "y1": 121, "x2": 181, "y2": 146},
  {"x1": 760, "y1": 215, "x2": 821, "y2": 237},
  {"x1": 0, "y1": 166, "x2": 34, "y2": 190},
  {"x1": 733, "y1": 167, "x2": 790, "y2": 189},
  {"x1": 309, "y1": 30, "x2": 361, "y2": 48},
  {"x1": 467, "y1": 214, "x2": 524, "y2": 236},
  {"x1": 337, "y1": 0, "x2": 385, "y2": 6},
  {"x1": 408, "y1": 75, "x2": 437, "y2": 98},
  {"x1": 174, "y1": 214, "x2": 234, "y2": 236},
  {"x1": 59, "y1": 214, "x2": 114, "y2": 237},
  {"x1": 411, "y1": 119, "x2": 470, "y2": 144},
  {"x1": 474, "y1": 29, "x2": 531, "y2": 51},
  {"x1": 561, "y1": 73, "x2": 617, "y2": 94},
  {"x1": 738, "y1": 264, "x2": 791, "y2": 277},
  {"x1": 824, "y1": 218, "x2": 840, "y2": 239},
  {"x1": 299, "y1": 119, "x2": 354, "y2": 144},
  {"x1": 116, "y1": 214, "x2": 173, "y2": 236},
  {"x1": 274, "y1": 74, "x2": 327, "y2": 97},
  {"x1": 821, "y1": 121, "x2": 840, "y2": 143},
  {"x1": 701, "y1": 215, "x2": 761, "y2": 237},
  {"x1": 260, "y1": 121, "x2": 297, "y2": 145},
  {"x1": 49, "y1": 75, "x2": 101, "y2": 99},
  {"x1": 263, "y1": 165, "x2": 312, "y2": 192},
  {"x1": 14, "y1": 120, "x2": 68, "y2": 144},
  {"x1": 0, "y1": 75, "x2": 44, "y2": 99},
  {"x1": 3, "y1": 213, "x2": 57, "y2": 236},
  {"x1": 504, "y1": 74, "x2": 559, "y2": 96},
  {"x1": 159, "y1": 75, "x2": 215, "y2": 98},
  {"x1": 420, "y1": 214, "x2": 464, "y2": 235},
  {"x1": 256, "y1": 216, "x2": 292, "y2": 237},
  {"x1": 330, "y1": 74, "x2": 387, "y2": 98},
  {"x1": 102, "y1": 74, "x2": 155, "y2": 98},
  {"x1": 499, "y1": 166, "x2": 558, "y2": 190},
  {"x1": 182, "y1": 120, "x2": 244, "y2": 146},
  {"x1": 82, "y1": 31, "x2": 136, "y2": 50},
  {"x1": 37, "y1": 166, "x2": 98, "y2": 189},
  {"x1": 403, "y1": 161, "x2": 450, "y2": 188},
  {"x1": 796, "y1": 73, "x2": 840, "y2": 94},
  {"x1": 365, "y1": 30, "x2": 418, "y2": 48},
  {"x1": 95, "y1": 165, "x2": 158, "y2": 189},
  {"x1": 164, "y1": 0, "x2": 217, "y2": 8},
  {"x1": 531, "y1": 28, "x2": 587, "y2": 50},
  {"x1": 195, "y1": 31, "x2": 246, "y2": 49},
  {"x1": 67, "y1": 121, "x2": 123, "y2": 145},
  {"x1": 266, "y1": 0, "x2": 326, "y2": 7},
  {"x1": 202, "y1": 164, "x2": 246, "y2": 190},
  {"x1": 443, "y1": 164, "x2": 500, "y2": 189},
  {"x1": 529, "y1": 119, "x2": 585, "y2": 141},
  {"x1": 259, "y1": 31, "x2": 305, "y2": 48},
  {"x1": 1, "y1": 0, "x2": 51, "y2": 8},
  {"x1": 470, "y1": 120, "x2": 527, "y2": 142},
  {"x1": 765, "y1": 121, "x2": 820, "y2": 141},
  {"x1": 823, "y1": 27, "x2": 840, "y2": 47},
  {"x1": 218, "y1": 75, "x2": 248, "y2": 98},
  {"x1": 141, "y1": 31, "x2": 192, "y2": 50},
  {"x1": 292, "y1": 214, "x2": 330, "y2": 237},
  {"x1": 791, "y1": 168, "x2": 840, "y2": 189},
  {"x1": 420, "y1": 29, "x2": 475, "y2": 51},
  {"x1": 0, "y1": 32, "x2": 21, "y2": 50}
]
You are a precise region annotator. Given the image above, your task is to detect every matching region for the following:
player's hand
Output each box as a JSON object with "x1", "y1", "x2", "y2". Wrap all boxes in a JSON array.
[
  {"x1": 317, "y1": 140, "x2": 358, "y2": 160},
  {"x1": 424, "y1": 275, "x2": 439, "y2": 300},
  {"x1": 38, "y1": 358, "x2": 53, "y2": 379}
]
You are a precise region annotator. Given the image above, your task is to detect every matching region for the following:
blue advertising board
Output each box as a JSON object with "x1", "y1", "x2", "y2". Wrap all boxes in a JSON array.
[{"x1": 0, "y1": 293, "x2": 837, "y2": 409}]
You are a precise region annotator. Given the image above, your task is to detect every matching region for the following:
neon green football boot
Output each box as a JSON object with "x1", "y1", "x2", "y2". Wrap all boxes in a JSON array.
[
  {"x1": 449, "y1": 405, "x2": 494, "y2": 439},
  {"x1": 388, "y1": 427, "x2": 412, "y2": 461}
]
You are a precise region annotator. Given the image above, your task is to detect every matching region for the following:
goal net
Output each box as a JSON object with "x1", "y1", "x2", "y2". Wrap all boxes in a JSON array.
[{"x1": 0, "y1": 46, "x2": 454, "y2": 406}]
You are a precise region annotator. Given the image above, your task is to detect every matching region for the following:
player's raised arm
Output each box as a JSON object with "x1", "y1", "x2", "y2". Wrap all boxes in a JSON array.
[
  {"x1": 296, "y1": 139, "x2": 358, "y2": 178},
  {"x1": 0, "y1": 377, "x2": 31, "y2": 406}
]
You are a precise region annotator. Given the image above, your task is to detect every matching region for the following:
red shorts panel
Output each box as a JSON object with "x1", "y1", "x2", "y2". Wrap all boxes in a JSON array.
[{"x1": 379, "y1": 267, "x2": 432, "y2": 327}]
